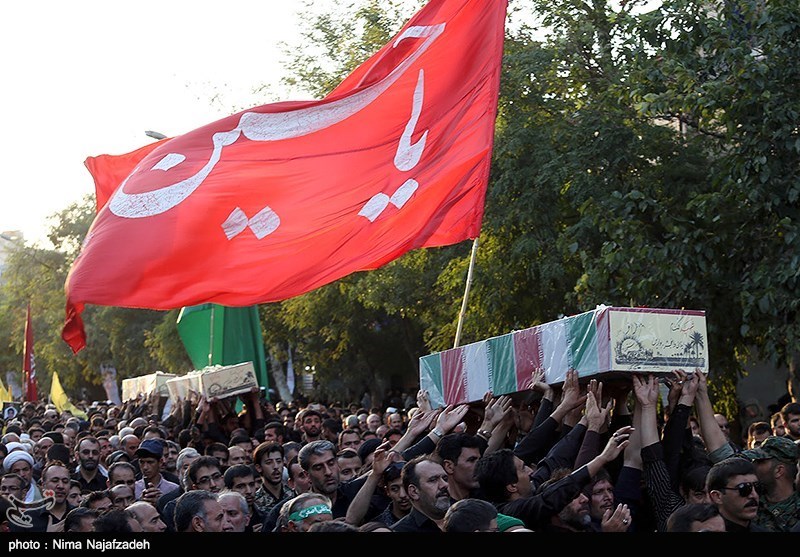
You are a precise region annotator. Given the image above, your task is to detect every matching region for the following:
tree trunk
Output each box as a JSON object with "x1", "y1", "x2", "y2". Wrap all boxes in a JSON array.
[
  {"x1": 788, "y1": 351, "x2": 799, "y2": 403},
  {"x1": 268, "y1": 348, "x2": 292, "y2": 403}
]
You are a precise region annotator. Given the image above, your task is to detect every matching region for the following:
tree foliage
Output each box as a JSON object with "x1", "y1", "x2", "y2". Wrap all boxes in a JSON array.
[{"x1": 2, "y1": 0, "x2": 797, "y2": 409}]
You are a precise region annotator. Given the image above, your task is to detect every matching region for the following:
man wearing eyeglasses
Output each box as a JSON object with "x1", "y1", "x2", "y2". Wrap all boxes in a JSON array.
[
  {"x1": 0, "y1": 473, "x2": 25, "y2": 501},
  {"x1": 741, "y1": 435, "x2": 800, "y2": 531},
  {"x1": 158, "y1": 454, "x2": 223, "y2": 532},
  {"x1": 706, "y1": 456, "x2": 768, "y2": 532}
]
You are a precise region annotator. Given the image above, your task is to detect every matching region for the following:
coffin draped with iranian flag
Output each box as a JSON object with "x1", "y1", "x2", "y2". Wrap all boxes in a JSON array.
[{"x1": 419, "y1": 305, "x2": 708, "y2": 408}]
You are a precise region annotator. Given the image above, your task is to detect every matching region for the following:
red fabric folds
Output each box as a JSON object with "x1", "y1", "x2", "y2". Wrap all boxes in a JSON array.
[{"x1": 63, "y1": 0, "x2": 508, "y2": 353}]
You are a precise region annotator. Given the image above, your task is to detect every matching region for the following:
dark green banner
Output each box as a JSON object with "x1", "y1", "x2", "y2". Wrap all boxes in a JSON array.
[{"x1": 176, "y1": 304, "x2": 269, "y2": 397}]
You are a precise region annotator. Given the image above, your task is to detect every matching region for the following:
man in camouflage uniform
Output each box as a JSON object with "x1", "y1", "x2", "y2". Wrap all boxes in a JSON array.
[{"x1": 742, "y1": 435, "x2": 800, "y2": 531}]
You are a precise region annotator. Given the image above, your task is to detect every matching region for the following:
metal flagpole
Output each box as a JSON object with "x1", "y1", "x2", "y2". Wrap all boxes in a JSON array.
[
  {"x1": 208, "y1": 305, "x2": 216, "y2": 366},
  {"x1": 453, "y1": 237, "x2": 479, "y2": 348}
]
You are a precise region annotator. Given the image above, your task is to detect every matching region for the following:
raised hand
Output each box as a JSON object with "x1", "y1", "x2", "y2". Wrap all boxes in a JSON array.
[
  {"x1": 632, "y1": 374, "x2": 658, "y2": 408},
  {"x1": 482, "y1": 394, "x2": 513, "y2": 431},
  {"x1": 406, "y1": 408, "x2": 437, "y2": 437},
  {"x1": 528, "y1": 367, "x2": 553, "y2": 397},
  {"x1": 679, "y1": 370, "x2": 700, "y2": 402},
  {"x1": 695, "y1": 367, "x2": 708, "y2": 396},
  {"x1": 436, "y1": 404, "x2": 470, "y2": 433},
  {"x1": 560, "y1": 368, "x2": 587, "y2": 412},
  {"x1": 600, "y1": 425, "x2": 635, "y2": 462},
  {"x1": 585, "y1": 379, "x2": 611, "y2": 431},
  {"x1": 372, "y1": 442, "x2": 402, "y2": 476},
  {"x1": 601, "y1": 503, "x2": 632, "y2": 532},
  {"x1": 417, "y1": 389, "x2": 433, "y2": 413}
]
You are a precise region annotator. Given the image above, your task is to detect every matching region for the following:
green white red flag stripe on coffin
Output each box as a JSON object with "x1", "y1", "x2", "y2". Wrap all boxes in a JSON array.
[
  {"x1": 420, "y1": 309, "x2": 607, "y2": 407},
  {"x1": 419, "y1": 305, "x2": 708, "y2": 407}
]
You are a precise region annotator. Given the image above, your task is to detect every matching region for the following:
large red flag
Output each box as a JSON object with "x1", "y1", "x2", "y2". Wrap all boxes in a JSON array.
[
  {"x1": 62, "y1": 0, "x2": 508, "y2": 353},
  {"x1": 23, "y1": 303, "x2": 38, "y2": 401},
  {"x1": 84, "y1": 139, "x2": 167, "y2": 212}
]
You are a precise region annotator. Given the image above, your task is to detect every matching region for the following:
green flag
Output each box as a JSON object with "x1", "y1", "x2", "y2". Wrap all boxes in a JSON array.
[{"x1": 176, "y1": 304, "x2": 269, "y2": 399}]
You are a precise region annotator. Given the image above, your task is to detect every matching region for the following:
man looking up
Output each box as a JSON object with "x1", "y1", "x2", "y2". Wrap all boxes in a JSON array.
[{"x1": 434, "y1": 433, "x2": 483, "y2": 501}]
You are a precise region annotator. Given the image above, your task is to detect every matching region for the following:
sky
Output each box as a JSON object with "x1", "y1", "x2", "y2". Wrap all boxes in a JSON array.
[{"x1": 0, "y1": 0, "x2": 307, "y2": 247}]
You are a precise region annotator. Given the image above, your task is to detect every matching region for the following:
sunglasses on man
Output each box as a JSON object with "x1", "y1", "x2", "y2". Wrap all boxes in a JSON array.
[{"x1": 716, "y1": 481, "x2": 763, "y2": 497}]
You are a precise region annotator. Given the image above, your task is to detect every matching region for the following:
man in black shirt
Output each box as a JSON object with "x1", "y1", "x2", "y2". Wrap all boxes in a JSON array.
[
  {"x1": 72, "y1": 436, "x2": 107, "y2": 494},
  {"x1": 391, "y1": 455, "x2": 450, "y2": 532}
]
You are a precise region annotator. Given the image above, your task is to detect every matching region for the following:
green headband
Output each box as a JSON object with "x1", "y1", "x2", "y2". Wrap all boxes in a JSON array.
[{"x1": 288, "y1": 504, "x2": 332, "y2": 522}]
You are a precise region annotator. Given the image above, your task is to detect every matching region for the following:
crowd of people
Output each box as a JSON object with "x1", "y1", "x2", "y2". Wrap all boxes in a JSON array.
[{"x1": 1, "y1": 368, "x2": 799, "y2": 535}]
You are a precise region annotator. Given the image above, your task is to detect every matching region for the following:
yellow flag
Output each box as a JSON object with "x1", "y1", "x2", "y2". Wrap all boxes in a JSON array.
[
  {"x1": 50, "y1": 371, "x2": 87, "y2": 419},
  {"x1": 0, "y1": 379, "x2": 11, "y2": 402}
]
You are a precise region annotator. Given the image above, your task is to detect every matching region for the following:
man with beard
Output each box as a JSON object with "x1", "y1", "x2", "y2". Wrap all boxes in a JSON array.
[
  {"x1": 174, "y1": 490, "x2": 231, "y2": 532},
  {"x1": 542, "y1": 468, "x2": 592, "y2": 532},
  {"x1": 259, "y1": 455, "x2": 314, "y2": 532},
  {"x1": 741, "y1": 435, "x2": 800, "y2": 531},
  {"x1": 253, "y1": 442, "x2": 295, "y2": 517},
  {"x1": 780, "y1": 402, "x2": 800, "y2": 442},
  {"x1": 96, "y1": 435, "x2": 113, "y2": 470},
  {"x1": 298, "y1": 409, "x2": 323, "y2": 444},
  {"x1": 224, "y1": 463, "x2": 264, "y2": 531},
  {"x1": 73, "y1": 437, "x2": 108, "y2": 494},
  {"x1": 263, "y1": 421, "x2": 285, "y2": 445},
  {"x1": 535, "y1": 465, "x2": 629, "y2": 533},
  {"x1": 585, "y1": 468, "x2": 616, "y2": 531},
  {"x1": 163, "y1": 440, "x2": 181, "y2": 478},
  {"x1": 298, "y1": 439, "x2": 364, "y2": 519},
  {"x1": 391, "y1": 455, "x2": 451, "y2": 532},
  {"x1": 3, "y1": 450, "x2": 42, "y2": 502},
  {"x1": 707, "y1": 456, "x2": 768, "y2": 532}
]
